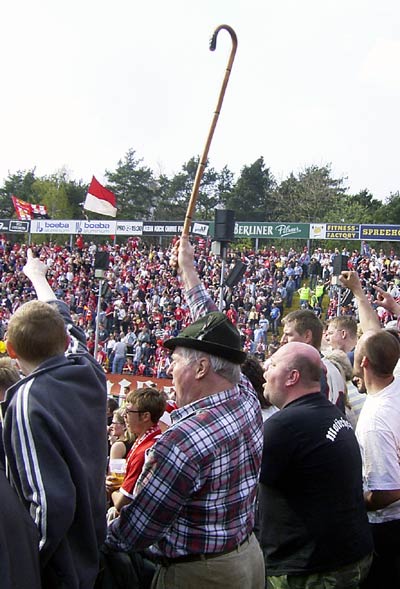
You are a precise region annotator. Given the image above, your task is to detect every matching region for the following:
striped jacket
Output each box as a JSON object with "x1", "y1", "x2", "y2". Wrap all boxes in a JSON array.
[{"x1": 2, "y1": 300, "x2": 107, "y2": 589}]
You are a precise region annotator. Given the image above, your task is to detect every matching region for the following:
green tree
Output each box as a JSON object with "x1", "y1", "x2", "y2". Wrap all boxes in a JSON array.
[
  {"x1": 32, "y1": 172, "x2": 73, "y2": 219},
  {"x1": 152, "y1": 173, "x2": 173, "y2": 220},
  {"x1": 64, "y1": 178, "x2": 89, "y2": 219},
  {"x1": 217, "y1": 165, "x2": 235, "y2": 209},
  {"x1": 374, "y1": 191, "x2": 400, "y2": 224},
  {"x1": 275, "y1": 165, "x2": 347, "y2": 222},
  {"x1": 273, "y1": 173, "x2": 301, "y2": 222},
  {"x1": 0, "y1": 169, "x2": 36, "y2": 217},
  {"x1": 105, "y1": 149, "x2": 157, "y2": 219},
  {"x1": 225, "y1": 157, "x2": 276, "y2": 221},
  {"x1": 153, "y1": 165, "x2": 192, "y2": 221},
  {"x1": 195, "y1": 163, "x2": 221, "y2": 220},
  {"x1": 153, "y1": 157, "x2": 225, "y2": 221},
  {"x1": 334, "y1": 189, "x2": 382, "y2": 224}
]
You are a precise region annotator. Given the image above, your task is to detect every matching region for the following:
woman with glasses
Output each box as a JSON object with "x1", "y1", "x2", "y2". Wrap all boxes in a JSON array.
[{"x1": 108, "y1": 407, "x2": 135, "y2": 462}]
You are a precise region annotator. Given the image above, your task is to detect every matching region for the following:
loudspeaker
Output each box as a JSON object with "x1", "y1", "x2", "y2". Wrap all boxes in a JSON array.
[
  {"x1": 94, "y1": 251, "x2": 109, "y2": 270},
  {"x1": 214, "y1": 209, "x2": 235, "y2": 242},
  {"x1": 225, "y1": 261, "x2": 246, "y2": 288},
  {"x1": 333, "y1": 254, "x2": 349, "y2": 276}
]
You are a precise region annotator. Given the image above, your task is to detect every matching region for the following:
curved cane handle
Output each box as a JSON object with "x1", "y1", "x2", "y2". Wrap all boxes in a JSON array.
[{"x1": 181, "y1": 25, "x2": 238, "y2": 237}]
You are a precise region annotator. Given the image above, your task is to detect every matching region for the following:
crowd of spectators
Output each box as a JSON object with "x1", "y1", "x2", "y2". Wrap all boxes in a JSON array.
[
  {"x1": 0, "y1": 235, "x2": 399, "y2": 374},
  {"x1": 1, "y1": 234, "x2": 400, "y2": 587}
]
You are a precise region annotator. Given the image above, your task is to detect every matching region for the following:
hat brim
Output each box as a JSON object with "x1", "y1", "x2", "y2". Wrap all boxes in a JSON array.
[{"x1": 164, "y1": 336, "x2": 247, "y2": 364}]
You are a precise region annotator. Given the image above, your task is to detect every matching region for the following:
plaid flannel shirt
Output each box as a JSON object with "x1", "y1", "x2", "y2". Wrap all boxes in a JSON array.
[{"x1": 106, "y1": 283, "x2": 263, "y2": 557}]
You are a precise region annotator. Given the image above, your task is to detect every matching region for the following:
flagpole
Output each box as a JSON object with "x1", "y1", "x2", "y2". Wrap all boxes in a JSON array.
[{"x1": 94, "y1": 276, "x2": 104, "y2": 360}]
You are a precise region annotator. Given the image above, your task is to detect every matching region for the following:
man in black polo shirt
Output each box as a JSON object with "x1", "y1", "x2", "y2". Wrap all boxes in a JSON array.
[{"x1": 259, "y1": 342, "x2": 373, "y2": 588}]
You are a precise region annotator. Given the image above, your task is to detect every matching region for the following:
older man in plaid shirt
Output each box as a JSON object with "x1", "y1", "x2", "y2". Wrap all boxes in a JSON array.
[{"x1": 105, "y1": 235, "x2": 264, "y2": 588}]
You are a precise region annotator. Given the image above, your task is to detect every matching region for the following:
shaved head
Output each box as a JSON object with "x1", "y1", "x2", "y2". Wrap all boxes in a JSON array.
[{"x1": 263, "y1": 342, "x2": 323, "y2": 408}]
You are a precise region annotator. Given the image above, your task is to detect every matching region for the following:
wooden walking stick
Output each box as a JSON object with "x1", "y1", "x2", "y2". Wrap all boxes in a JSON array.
[{"x1": 181, "y1": 24, "x2": 238, "y2": 237}]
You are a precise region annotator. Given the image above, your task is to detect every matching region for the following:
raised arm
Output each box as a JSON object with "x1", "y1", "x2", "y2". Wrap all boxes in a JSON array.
[
  {"x1": 23, "y1": 249, "x2": 88, "y2": 354},
  {"x1": 173, "y1": 235, "x2": 201, "y2": 292},
  {"x1": 374, "y1": 285, "x2": 400, "y2": 316},
  {"x1": 339, "y1": 271, "x2": 380, "y2": 332},
  {"x1": 23, "y1": 249, "x2": 56, "y2": 302},
  {"x1": 172, "y1": 235, "x2": 218, "y2": 320}
]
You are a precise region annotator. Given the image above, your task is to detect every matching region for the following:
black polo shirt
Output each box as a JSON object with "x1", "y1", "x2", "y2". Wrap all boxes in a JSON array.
[{"x1": 259, "y1": 392, "x2": 372, "y2": 576}]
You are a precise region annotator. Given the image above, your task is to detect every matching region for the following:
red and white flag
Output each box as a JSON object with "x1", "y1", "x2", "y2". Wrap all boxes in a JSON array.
[
  {"x1": 84, "y1": 176, "x2": 117, "y2": 218},
  {"x1": 31, "y1": 203, "x2": 49, "y2": 219},
  {"x1": 12, "y1": 196, "x2": 49, "y2": 219},
  {"x1": 12, "y1": 195, "x2": 33, "y2": 220}
]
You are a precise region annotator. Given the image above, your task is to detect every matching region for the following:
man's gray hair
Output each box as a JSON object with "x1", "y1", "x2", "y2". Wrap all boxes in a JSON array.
[{"x1": 178, "y1": 347, "x2": 241, "y2": 384}]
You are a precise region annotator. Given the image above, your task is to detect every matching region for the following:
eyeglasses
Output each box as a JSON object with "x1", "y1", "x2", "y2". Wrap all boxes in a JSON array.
[{"x1": 124, "y1": 409, "x2": 143, "y2": 416}]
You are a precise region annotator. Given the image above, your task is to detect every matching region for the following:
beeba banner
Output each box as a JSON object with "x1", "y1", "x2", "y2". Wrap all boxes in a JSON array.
[
  {"x1": 75, "y1": 220, "x2": 117, "y2": 235},
  {"x1": 30, "y1": 220, "x2": 118, "y2": 235},
  {"x1": 30, "y1": 220, "x2": 77, "y2": 234}
]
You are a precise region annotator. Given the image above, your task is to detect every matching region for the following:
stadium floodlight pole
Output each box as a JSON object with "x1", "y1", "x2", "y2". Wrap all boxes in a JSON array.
[{"x1": 181, "y1": 24, "x2": 238, "y2": 237}]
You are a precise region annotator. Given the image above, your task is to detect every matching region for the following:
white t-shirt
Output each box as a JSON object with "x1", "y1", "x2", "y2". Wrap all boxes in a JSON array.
[
  {"x1": 322, "y1": 357, "x2": 345, "y2": 406},
  {"x1": 356, "y1": 377, "x2": 400, "y2": 523},
  {"x1": 261, "y1": 405, "x2": 279, "y2": 422}
]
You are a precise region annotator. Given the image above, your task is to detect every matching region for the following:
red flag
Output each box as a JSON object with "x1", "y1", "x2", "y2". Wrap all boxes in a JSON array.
[
  {"x1": 84, "y1": 176, "x2": 117, "y2": 217},
  {"x1": 12, "y1": 196, "x2": 33, "y2": 220},
  {"x1": 11, "y1": 196, "x2": 49, "y2": 220}
]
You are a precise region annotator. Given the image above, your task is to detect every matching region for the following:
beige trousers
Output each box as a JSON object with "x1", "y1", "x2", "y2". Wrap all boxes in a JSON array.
[{"x1": 152, "y1": 533, "x2": 265, "y2": 589}]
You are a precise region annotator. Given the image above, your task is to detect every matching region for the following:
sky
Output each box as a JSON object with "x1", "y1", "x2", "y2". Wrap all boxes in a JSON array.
[{"x1": 1, "y1": 0, "x2": 400, "y2": 201}]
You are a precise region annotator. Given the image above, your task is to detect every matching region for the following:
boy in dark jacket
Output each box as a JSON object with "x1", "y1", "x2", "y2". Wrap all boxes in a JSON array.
[{"x1": 2, "y1": 248, "x2": 108, "y2": 589}]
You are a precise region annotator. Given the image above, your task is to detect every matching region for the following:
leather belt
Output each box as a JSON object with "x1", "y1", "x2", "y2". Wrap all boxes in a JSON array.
[{"x1": 155, "y1": 535, "x2": 250, "y2": 567}]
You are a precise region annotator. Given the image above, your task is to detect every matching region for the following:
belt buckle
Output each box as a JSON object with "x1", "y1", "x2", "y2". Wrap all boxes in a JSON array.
[{"x1": 157, "y1": 556, "x2": 172, "y2": 568}]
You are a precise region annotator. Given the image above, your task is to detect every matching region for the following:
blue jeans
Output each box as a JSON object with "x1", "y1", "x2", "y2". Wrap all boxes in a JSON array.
[
  {"x1": 286, "y1": 291, "x2": 294, "y2": 307},
  {"x1": 112, "y1": 356, "x2": 126, "y2": 374}
]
